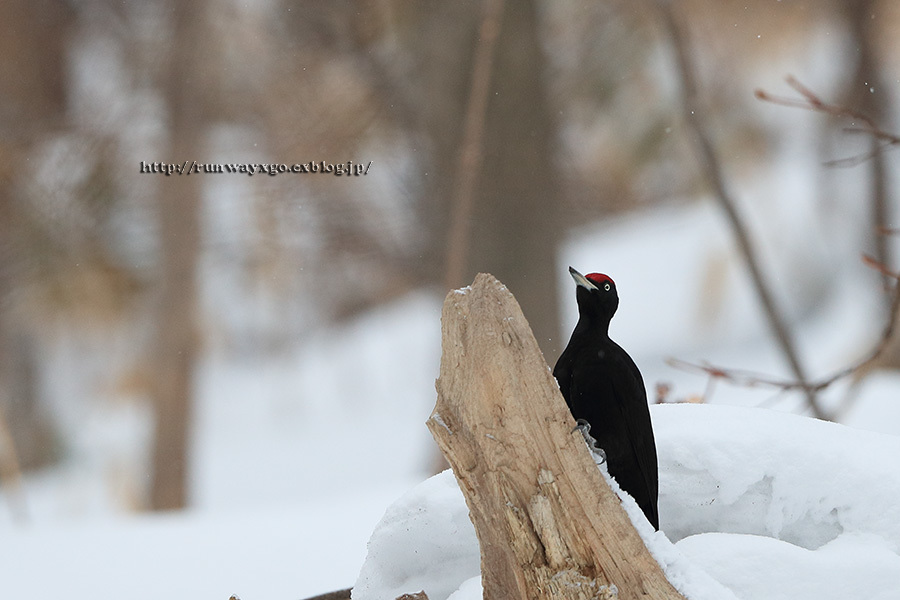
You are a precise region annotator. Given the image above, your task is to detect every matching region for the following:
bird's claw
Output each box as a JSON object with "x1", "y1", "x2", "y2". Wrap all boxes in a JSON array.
[
  {"x1": 571, "y1": 418, "x2": 592, "y2": 435},
  {"x1": 572, "y1": 419, "x2": 606, "y2": 464}
]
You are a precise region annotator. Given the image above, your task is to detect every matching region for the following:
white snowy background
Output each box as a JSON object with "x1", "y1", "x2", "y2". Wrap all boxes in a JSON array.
[
  {"x1": 3, "y1": 4, "x2": 900, "y2": 600},
  {"x1": 4, "y1": 194, "x2": 900, "y2": 600}
]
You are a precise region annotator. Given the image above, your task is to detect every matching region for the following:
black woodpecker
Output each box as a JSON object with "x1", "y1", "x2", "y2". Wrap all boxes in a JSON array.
[{"x1": 554, "y1": 266, "x2": 659, "y2": 530}]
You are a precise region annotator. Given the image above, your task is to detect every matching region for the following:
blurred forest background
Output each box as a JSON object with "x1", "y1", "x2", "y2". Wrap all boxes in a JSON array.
[{"x1": 1, "y1": 0, "x2": 899, "y2": 527}]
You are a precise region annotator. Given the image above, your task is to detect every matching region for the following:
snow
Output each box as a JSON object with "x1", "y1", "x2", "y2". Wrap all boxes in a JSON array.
[
  {"x1": 841, "y1": 372, "x2": 900, "y2": 436},
  {"x1": 192, "y1": 289, "x2": 439, "y2": 508},
  {"x1": 354, "y1": 405, "x2": 900, "y2": 600},
  {"x1": 352, "y1": 472, "x2": 480, "y2": 600},
  {"x1": 677, "y1": 532, "x2": 900, "y2": 600},
  {"x1": 0, "y1": 486, "x2": 405, "y2": 600},
  {"x1": 445, "y1": 576, "x2": 482, "y2": 600},
  {"x1": 4, "y1": 196, "x2": 899, "y2": 599},
  {"x1": 0, "y1": 291, "x2": 440, "y2": 599},
  {"x1": 10, "y1": 3, "x2": 900, "y2": 597},
  {"x1": 656, "y1": 404, "x2": 900, "y2": 550}
]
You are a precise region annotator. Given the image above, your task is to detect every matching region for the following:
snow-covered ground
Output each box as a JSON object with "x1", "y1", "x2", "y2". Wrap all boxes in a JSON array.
[
  {"x1": 2, "y1": 198, "x2": 899, "y2": 599},
  {"x1": 0, "y1": 292, "x2": 440, "y2": 599},
  {"x1": 353, "y1": 405, "x2": 900, "y2": 600},
  {"x1": 0, "y1": 485, "x2": 404, "y2": 600}
]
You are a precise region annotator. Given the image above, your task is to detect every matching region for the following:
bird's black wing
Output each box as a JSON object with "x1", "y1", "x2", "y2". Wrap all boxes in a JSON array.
[
  {"x1": 552, "y1": 343, "x2": 576, "y2": 411},
  {"x1": 609, "y1": 357, "x2": 659, "y2": 528},
  {"x1": 570, "y1": 354, "x2": 659, "y2": 528}
]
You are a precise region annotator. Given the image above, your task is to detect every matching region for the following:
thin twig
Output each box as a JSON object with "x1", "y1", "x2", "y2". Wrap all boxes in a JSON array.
[
  {"x1": 755, "y1": 76, "x2": 900, "y2": 167},
  {"x1": 444, "y1": 0, "x2": 506, "y2": 290},
  {"x1": 758, "y1": 74, "x2": 895, "y2": 286},
  {"x1": 821, "y1": 141, "x2": 893, "y2": 169},
  {"x1": 669, "y1": 253, "x2": 900, "y2": 400},
  {"x1": 756, "y1": 77, "x2": 878, "y2": 132},
  {"x1": 652, "y1": 2, "x2": 826, "y2": 418}
]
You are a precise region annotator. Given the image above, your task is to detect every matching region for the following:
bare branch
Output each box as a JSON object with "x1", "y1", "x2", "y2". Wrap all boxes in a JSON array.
[
  {"x1": 755, "y1": 76, "x2": 900, "y2": 168},
  {"x1": 840, "y1": 127, "x2": 900, "y2": 145},
  {"x1": 756, "y1": 77, "x2": 878, "y2": 133},
  {"x1": 666, "y1": 358, "x2": 808, "y2": 392},
  {"x1": 862, "y1": 253, "x2": 900, "y2": 281},
  {"x1": 821, "y1": 144, "x2": 892, "y2": 169},
  {"x1": 652, "y1": 2, "x2": 826, "y2": 418},
  {"x1": 669, "y1": 254, "x2": 900, "y2": 408}
]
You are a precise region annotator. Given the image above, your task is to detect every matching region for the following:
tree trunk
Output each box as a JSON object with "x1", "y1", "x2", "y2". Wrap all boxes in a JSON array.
[
  {"x1": 148, "y1": 0, "x2": 207, "y2": 511},
  {"x1": 842, "y1": 0, "x2": 891, "y2": 282},
  {"x1": 0, "y1": 0, "x2": 72, "y2": 474},
  {"x1": 409, "y1": 0, "x2": 564, "y2": 362},
  {"x1": 467, "y1": 0, "x2": 564, "y2": 363},
  {"x1": 841, "y1": 0, "x2": 900, "y2": 376},
  {"x1": 428, "y1": 273, "x2": 685, "y2": 600}
]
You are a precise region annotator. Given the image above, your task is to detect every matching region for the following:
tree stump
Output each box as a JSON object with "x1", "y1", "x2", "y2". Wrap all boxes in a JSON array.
[{"x1": 427, "y1": 273, "x2": 685, "y2": 600}]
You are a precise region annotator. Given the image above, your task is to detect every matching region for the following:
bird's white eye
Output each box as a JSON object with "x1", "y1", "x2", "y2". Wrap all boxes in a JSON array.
[{"x1": 604, "y1": 283, "x2": 611, "y2": 291}]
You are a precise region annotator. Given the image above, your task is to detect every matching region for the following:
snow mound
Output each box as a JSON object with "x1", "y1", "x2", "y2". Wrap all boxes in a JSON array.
[
  {"x1": 353, "y1": 405, "x2": 900, "y2": 600},
  {"x1": 351, "y1": 471, "x2": 480, "y2": 600},
  {"x1": 656, "y1": 404, "x2": 900, "y2": 552},
  {"x1": 677, "y1": 531, "x2": 900, "y2": 600}
]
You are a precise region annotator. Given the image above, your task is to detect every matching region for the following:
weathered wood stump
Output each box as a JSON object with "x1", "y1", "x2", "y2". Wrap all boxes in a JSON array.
[{"x1": 427, "y1": 274, "x2": 685, "y2": 600}]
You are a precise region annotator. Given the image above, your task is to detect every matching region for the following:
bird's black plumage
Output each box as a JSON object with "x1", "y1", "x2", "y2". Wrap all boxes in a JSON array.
[{"x1": 554, "y1": 266, "x2": 659, "y2": 530}]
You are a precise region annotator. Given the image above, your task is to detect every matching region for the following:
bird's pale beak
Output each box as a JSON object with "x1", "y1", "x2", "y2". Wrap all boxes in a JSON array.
[{"x1": 569, "y1": 266, "x2": 598, "y2": 291}]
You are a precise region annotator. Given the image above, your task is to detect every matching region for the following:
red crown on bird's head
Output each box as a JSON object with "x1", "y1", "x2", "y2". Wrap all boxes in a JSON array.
[{"x1": 586, "y1": 273, "x2": 614, "y2": 287}]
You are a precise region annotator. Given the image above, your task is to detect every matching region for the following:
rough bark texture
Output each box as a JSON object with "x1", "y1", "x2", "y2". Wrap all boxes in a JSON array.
[{"x1": 427, "y1": 273, "x2": 684, "y2": 600}]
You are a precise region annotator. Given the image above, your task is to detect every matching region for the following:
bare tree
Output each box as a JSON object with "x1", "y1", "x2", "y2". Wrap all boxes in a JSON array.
[
  {"x1": 653, "y1": 1, "x2": 825, "y2": 418},
  {"x1": 675, "y1": 76, "x2": 900, "y2": 406},
  {"x1": 460, "y1": 0, "x2": 565, "y2": 362},
  {"x1": 0, "y1": 0, "x2": 73, "y2": 471},
  {"x1": 841, "y1": 0, "x2": 892, "y2": 280},
  {"x1": 147, "y1": 0, "x2": 209, "y2": 511},
  {"x1": 444, "y1": 0, "x2": 505, "y2": 294}
]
